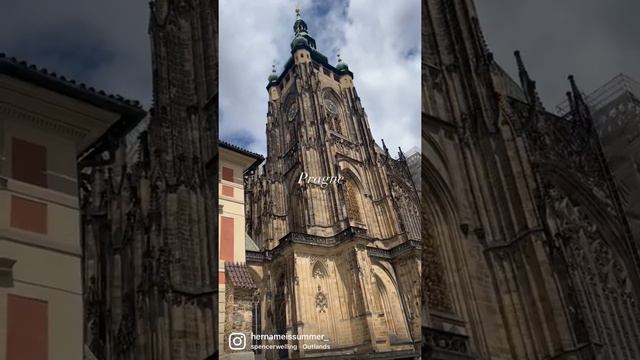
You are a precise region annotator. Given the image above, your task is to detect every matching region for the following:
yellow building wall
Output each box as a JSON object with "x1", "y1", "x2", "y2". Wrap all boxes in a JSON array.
[
  {"x1": 217, "y1": 147, "x2": 257, "y2": 354},
  {"x1": 0, "y1": 74, "x2": 122, "y2": 360}
]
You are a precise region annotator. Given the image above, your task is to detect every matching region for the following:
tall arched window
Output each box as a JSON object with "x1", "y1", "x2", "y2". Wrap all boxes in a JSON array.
[
  {"x1": 288, "y1": 187, "x2": 305, "y2": 233},
  {"x1": 274, "y1": 274, "x2": 288, "y2": 358},
  {"x1": 375, "y1": 276, "x2": 397, "y2": 335},
  {"x1": 344, "y1": 179, "x2": 363, "y2": 223},
  {"x1": 311, "y1": 259, "x2": 336, "y2": 344},
  {"x1": 323, "y1": 91, "x2": 353, "y2": 138},
  {"x1": 312, "y1": 262, "x2": 329, "y2": 313},
  {"x1": 391, "y1": 179, "x2": 421, "y2": 240},
  {"x1": 371, "y1": 266, "x2": 412, "y2": 341},
  {"x1": 283, "y1": 96, "x2": 298, "y2": 150}
]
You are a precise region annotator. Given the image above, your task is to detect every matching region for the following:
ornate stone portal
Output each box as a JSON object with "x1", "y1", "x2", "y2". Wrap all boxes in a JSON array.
[{"x1": 243, "y1": 9, "x2": 421, "y2": 360}]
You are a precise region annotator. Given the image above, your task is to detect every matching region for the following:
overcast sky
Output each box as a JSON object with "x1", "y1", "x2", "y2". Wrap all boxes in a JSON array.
[
  {"x1": 476, "y1": 0, "x2": 640, "y2": 111},
  {"x1": 1, "y1": 0, "x2": 637, "y2": 152},
  {"x1": 0, "y1": 0, "x2": 152, "y2": 105},
  {"x1": 219, "y1": 0, "x2": 421, "y2": 154}
]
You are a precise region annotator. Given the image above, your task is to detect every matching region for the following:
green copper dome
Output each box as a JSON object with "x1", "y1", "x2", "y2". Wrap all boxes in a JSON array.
[
  {"x1": 267, "y1": 64, "x2": 278, "y2": 83},
  {"x1": 289, "y1": 8, "x2": 316, "y2": 51},
  {"x1": 336, "y1": 60, "x2": 349, "y2": 71},
  {"x1": 293, "y1": 8, "x2": 308, "y2": 34},
  {"x1": 336, "y1": 54, "x2": 349, "y2": 71},
  {"x1": 291, "y1": 35, "x2": 309, "y2": 49}
]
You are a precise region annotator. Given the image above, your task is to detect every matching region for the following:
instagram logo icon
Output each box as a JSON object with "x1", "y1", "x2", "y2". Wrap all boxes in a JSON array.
[{"x1": 228, "y1": 332, "x2": 246, "y2": 351}]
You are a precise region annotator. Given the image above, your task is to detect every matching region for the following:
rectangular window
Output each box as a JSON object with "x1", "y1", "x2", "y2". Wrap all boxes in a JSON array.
[
  {"x1": 10, "y1": 196, "x2": 48, "y2": 234},
  {"x1": 221, "y1": 185, "x2": 234, "y2": 197},
  {"x1": 222, "y1": 166, "x2": 234, "y2": 182},
  {"x1": 12, "y1": 138, "x2": 47, "y2": 188},
  {"x1": 7, "y1": 294, "x2": 48, "y2": 360},
  {"x1": 220, "y1": 216, "x2": 234, "y2": 261}
]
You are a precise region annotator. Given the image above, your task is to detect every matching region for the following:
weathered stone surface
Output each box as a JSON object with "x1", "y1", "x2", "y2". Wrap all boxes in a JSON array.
[
  {"x1": 422, "y1": 1, "x2": 640, "y2": 359},
  {"x1": 243, "y1": 10, "x2": 421, "y2": 360},
  {"x1": 80, "y1": 0, "x2": 218, "y2": 359}
]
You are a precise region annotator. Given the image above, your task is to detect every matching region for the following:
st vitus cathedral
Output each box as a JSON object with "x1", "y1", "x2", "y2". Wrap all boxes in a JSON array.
[
  {"x1": 71, "y1": 0, "x2": 640, "y2": 359},
  {"x1": 423, "y1": 0, "x2": 640, "y2": 359},
  {"x1": 80, "y1": 0, "x2": 218, "y2": 359},
  {"x1": 242, "y1": 9, "x2": 422, "y2": 359}
]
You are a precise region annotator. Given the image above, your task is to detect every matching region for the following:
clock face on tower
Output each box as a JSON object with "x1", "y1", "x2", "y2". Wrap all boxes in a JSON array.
[
  {"x1": 324, "y1": 98, "x2": 338, "y2": 115},
  {"x1": 287, "y1": 105, "x2": 298, "y2": 121}
]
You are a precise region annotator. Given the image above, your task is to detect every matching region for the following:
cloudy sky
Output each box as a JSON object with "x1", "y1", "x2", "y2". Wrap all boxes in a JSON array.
[
  {"x1": 1, "y1": 0, "x2": 638, "y2": 151},
  {"x1": 219, "y1": 0, "x2": 421, "y2": 154},
  {"x1": 476, "y1": 0, "x2": 640, "y2": 110},
  {"x1": 0, "y1": 0, "x2": 152, "y2": 105}
]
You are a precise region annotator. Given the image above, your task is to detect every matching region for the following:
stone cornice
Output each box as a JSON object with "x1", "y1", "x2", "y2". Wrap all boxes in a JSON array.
[
  {"x1": 246, "y1": 230, "x2": 421, "y2": 263},
  {"x1": 246, "y1": 226, "x2": 368, "y2": 262},
  {"x1": 0, "y1": 102, "x2": 87, "y2": 140},
  {"x1": 368, "y1": 240, "x2": 422, "y2": 260}
]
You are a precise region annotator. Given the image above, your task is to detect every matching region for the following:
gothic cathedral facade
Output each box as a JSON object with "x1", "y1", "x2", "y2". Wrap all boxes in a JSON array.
[
  {"x1": 80, "y1": 0, "x2": 219, "y2": 359},
  {"x1": 243, "y1": 10, "x2": 422, "y2": 359},
  {"x1": 423, "y1": 0, "x2": 640, "y2": 359}
]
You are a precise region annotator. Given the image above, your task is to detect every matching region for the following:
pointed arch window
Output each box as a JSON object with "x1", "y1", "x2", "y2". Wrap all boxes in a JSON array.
[
  {"x1": 312, "y1": 260, "x2": 329, "y2": 315},
  {"x1": 324, "y1": 95, "x2": 344, "y2": 135},
  {"x1": 312, "y1": 261, "x2": 327, "y2": 280},
  {"x1": 287, "y1": 105, "x2": 298, "y2": 121},
  {"x1": 344, "y1": 180, "x2": 362, "y2": 223},
  {"x1": 283, "y1": 96, "x2": 299, "y2": 149},
  {"x1": 308, "y1": 258, "x2": 337, "y2": 344},
  {"x1": 375, "y1": 276, "x2": 397, "y2": 335},
  {"x1": 370, "y1": 267, "x2": 411, "y2": 340},
  {"x1": 289, "y1": 188, "x2": 305, "y2": 233},
  {"x1": 273, "y1": 274, "x2": 288, "y2": 358}
]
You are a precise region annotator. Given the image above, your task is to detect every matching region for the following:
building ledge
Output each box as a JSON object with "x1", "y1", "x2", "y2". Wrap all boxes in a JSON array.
[{"x1": 0, "y1": 229, "x2": 81, "y2": 256}]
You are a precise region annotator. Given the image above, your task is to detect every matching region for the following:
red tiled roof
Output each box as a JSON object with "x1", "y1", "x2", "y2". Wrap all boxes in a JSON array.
[
  {"x1": 219, "y1": 141, "x2": 264, "y2": 161},
  {"x1": 225, "y1": 263, "x2": 256, "y2": 289}
]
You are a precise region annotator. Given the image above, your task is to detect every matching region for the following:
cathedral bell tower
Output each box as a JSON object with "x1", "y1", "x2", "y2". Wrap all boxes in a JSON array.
[{"x1": 245, "y1": 8, "x2": 422, "y2": 359}]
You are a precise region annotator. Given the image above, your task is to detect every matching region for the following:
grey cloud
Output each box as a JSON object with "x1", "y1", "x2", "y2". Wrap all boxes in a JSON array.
[
  {"x1": 4, "y1": 0, "x2": 419, "y2": 156},
  {"x1": 0, "y1": 0, "x2": 152, "y2": 105},
  {"x1": 6, "y1": 0, "x2": 631, "y2": 147}
]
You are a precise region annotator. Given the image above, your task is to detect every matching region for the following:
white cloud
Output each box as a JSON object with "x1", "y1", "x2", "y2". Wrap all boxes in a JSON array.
[{"x1": 220, "y1": 0, "x2": 421, "y2": 155}]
